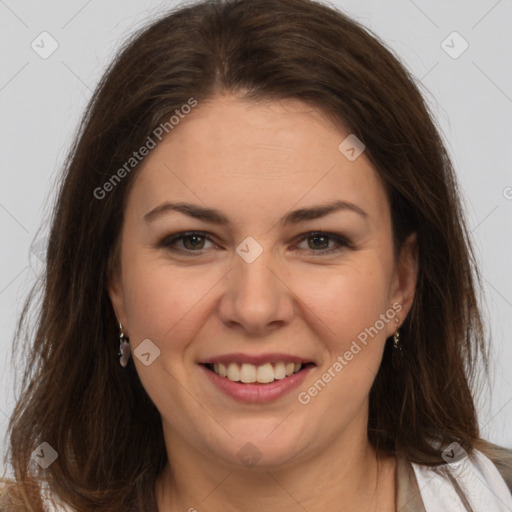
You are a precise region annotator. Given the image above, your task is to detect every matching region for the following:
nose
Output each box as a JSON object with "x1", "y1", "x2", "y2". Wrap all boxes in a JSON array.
[{"x1": 217, "y1": 245, "x2": 295, "y2": 335}]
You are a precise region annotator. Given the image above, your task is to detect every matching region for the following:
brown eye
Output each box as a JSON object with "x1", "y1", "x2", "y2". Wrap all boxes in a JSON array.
[
  {"x1": 307, "y1": 234, "x2": 330, "y2": 250},
  {"x1": 295, "y1": 232, "x2": 352, "y2": 255},
  {"x1": 181, "y1": 234, "x2": 206, "y2": 250},
  {"x1": 159, "y1": 231, "x2": 216, "y2": 255}
]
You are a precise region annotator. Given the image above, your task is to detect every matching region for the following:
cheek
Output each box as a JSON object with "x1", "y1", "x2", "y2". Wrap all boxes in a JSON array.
[
  {"x1": 122, "y1": 267, "x2": 181, "y2": 342},
  {"x1": 291, "y1": 258, "x2": 392, "y2": 345},
  {"x1": 291, "y1": 257, "x2": 392, "y2": 407},
  {"x1": 120, "y1": 250, "x2": 225, "y2": 349},
  {"x1": 325, "y1": 269, "x2": 392, "y2": 388},
  {"x1": 119, "y1": 255, "x2": 216, "y2": 414},
  {"x1": 294, "y1": 266, "x2": 392, "y2": 423}
]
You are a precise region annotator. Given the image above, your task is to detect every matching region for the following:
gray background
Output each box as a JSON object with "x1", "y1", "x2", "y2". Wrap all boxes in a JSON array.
[{"x1": 1, "y1": 0, "x2": 511, "y2": 476}]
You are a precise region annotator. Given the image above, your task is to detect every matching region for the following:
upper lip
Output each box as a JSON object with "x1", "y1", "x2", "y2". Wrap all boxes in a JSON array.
[{"x1": 198, "y1": 352, "x2": 315, "y2": 366}]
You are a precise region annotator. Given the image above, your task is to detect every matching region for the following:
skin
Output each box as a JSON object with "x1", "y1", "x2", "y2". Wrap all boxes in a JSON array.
[{"x1": 108, "y1": 92, "x2": 418, "y2": 512}]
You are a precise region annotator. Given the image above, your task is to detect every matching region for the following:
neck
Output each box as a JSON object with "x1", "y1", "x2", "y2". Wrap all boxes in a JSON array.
[{"x1": 155, "y1": 423, "x2": 396, "y2": 512}]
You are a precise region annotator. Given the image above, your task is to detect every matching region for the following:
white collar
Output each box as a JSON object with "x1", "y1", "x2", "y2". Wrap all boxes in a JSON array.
[{"x1": 411, "y1": 447, "x2": 512, "y2": 511}]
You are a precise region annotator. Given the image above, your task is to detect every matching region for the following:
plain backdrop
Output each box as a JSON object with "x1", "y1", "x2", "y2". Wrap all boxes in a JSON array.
[{"x1": 1, "y1": 0, "x2": 511, "y2": 477}]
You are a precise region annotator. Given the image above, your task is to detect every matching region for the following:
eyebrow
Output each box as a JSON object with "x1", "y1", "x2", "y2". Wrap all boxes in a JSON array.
[{"x1": 143, "y1": 199, "x2": 369, "y2": 226}]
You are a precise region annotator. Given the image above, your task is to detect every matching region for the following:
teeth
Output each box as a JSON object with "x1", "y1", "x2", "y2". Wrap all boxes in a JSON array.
[
  {"x1": 256, "y1": 363, "x2": 274, "y2": 383},
  {"x1": 274, "y1": 362, "x2": 287, "y2": 379},
  {"x1": 211, "y1": 362, "x2": 305, "y2": 383},
  {"x1": 240, "y1": 363, "x2": 256, "y2": 383},
  {"x1": 218, "y1": 363, "x2": 227, "y2": 377},
  {"x1": 227, "y1": 363, "x2": 240, "y2": 381}
]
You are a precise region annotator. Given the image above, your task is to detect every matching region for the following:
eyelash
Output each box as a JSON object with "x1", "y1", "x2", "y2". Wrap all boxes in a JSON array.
[{"x1": 159, "y1": 231, "x2": 353, "y2": 256}]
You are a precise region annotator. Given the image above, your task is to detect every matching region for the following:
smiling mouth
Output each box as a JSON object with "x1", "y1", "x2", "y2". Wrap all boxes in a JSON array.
[{"x1": 202, "y1": 362, "x2": 315, "y2": 384}]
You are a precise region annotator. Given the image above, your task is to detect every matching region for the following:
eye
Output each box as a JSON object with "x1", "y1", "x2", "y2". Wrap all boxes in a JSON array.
[
  {"x1": 159, "y1": 230, "x2": 352, "y2": 257},
  {"x1": 294, "y1": 231, "x2": 352, "y2": 255},
  {"x1": 159, "y1": 231, "x2": 217, "y2": 255}
]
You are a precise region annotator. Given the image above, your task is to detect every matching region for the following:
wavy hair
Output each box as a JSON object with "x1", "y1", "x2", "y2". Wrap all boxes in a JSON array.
[{"x1": 2, "y1": 0, "x2": 508, "y2": 509}]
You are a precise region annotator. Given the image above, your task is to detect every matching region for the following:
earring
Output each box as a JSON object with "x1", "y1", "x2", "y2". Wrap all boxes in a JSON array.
[
  {"x1": 118, "y1": 322, "x2": 131, "y2": 367},
  {"x1": 393, "y1": 317, "x2": 401, "y2": 350},
  {"x1": 392, "y1": 316, "x2": 403, "y2": 370}
]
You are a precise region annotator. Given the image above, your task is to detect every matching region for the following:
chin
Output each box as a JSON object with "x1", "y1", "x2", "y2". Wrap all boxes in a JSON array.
[{"x1": 208, "y1": 425, "x2": 309, "y2": 470}]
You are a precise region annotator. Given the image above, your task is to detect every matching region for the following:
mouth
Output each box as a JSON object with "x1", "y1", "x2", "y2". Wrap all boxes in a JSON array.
[{"x1": 200, "y1": 361, "x2": 316, "y2": 385}]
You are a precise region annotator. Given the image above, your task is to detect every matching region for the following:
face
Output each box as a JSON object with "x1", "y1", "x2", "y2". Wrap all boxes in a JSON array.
[{"x1": 108, "y1": 93, "x2": 417, "y2": 470}]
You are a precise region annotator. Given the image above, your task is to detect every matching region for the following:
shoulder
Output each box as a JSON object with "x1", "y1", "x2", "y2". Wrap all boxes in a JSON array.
[
  {"x1": 482, "y1": 442, "x2": 512, "y2": 494},
  {"x1": 407, "y1": 443, "x2": 512, "y2": 510}
]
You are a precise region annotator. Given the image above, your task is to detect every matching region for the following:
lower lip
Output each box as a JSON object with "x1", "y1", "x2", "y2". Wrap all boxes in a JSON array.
[{"x1": 200, "y1": 364, "x2": 315, "y2": 403}]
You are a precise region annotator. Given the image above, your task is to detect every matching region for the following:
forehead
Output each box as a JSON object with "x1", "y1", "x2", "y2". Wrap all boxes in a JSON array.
[{"x1": 126, "y1": 94, "x2": 390, "y2": 230}]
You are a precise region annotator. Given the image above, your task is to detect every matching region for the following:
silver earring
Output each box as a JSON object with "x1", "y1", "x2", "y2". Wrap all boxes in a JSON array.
[
  {"x1": 393, "y1": 317, "x2": 401, "y2": 350},
  {"x1": 392, "y1": 316, "x2": 403, "y2": 370},
  {"x1": 118, "y1": 322, "x2": 131, "y2": 367}
]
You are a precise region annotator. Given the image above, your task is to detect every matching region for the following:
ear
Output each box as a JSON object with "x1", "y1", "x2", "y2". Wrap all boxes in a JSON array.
[
  {"x1": 107, "y1": 262, "x2": 128, "y2": 332},
  {"x1": 387, "y1": 232, "x2": 418, "y2": 335}
]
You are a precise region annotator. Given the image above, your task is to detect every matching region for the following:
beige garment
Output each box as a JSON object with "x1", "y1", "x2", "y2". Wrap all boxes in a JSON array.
[{"x1": 396, "y1": 454, "x2": 428, "y2": 511}]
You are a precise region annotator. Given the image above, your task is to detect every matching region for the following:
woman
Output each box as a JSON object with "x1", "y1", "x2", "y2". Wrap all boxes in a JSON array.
[{"x1": 1, "y1": 0, "x2": 511, "y2": 510}]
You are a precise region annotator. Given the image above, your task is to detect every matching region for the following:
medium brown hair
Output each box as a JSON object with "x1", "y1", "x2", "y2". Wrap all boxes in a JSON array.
[{"x1": 2, "y1": 0, "x2": 507, "y2": 509}]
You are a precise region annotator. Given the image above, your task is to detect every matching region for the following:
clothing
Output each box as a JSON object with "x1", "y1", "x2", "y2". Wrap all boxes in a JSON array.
[
  {"x1": 397, "y1": 448, "x2": 512, "y2": 511},
  {"x1": 4, "y1": 449, "x2": 511, "y2": 511}
]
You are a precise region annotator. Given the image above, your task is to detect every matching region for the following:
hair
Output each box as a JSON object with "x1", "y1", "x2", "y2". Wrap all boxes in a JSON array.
[{"x1": 2, "y1": 0, "x2": 510, "y2": 510}]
